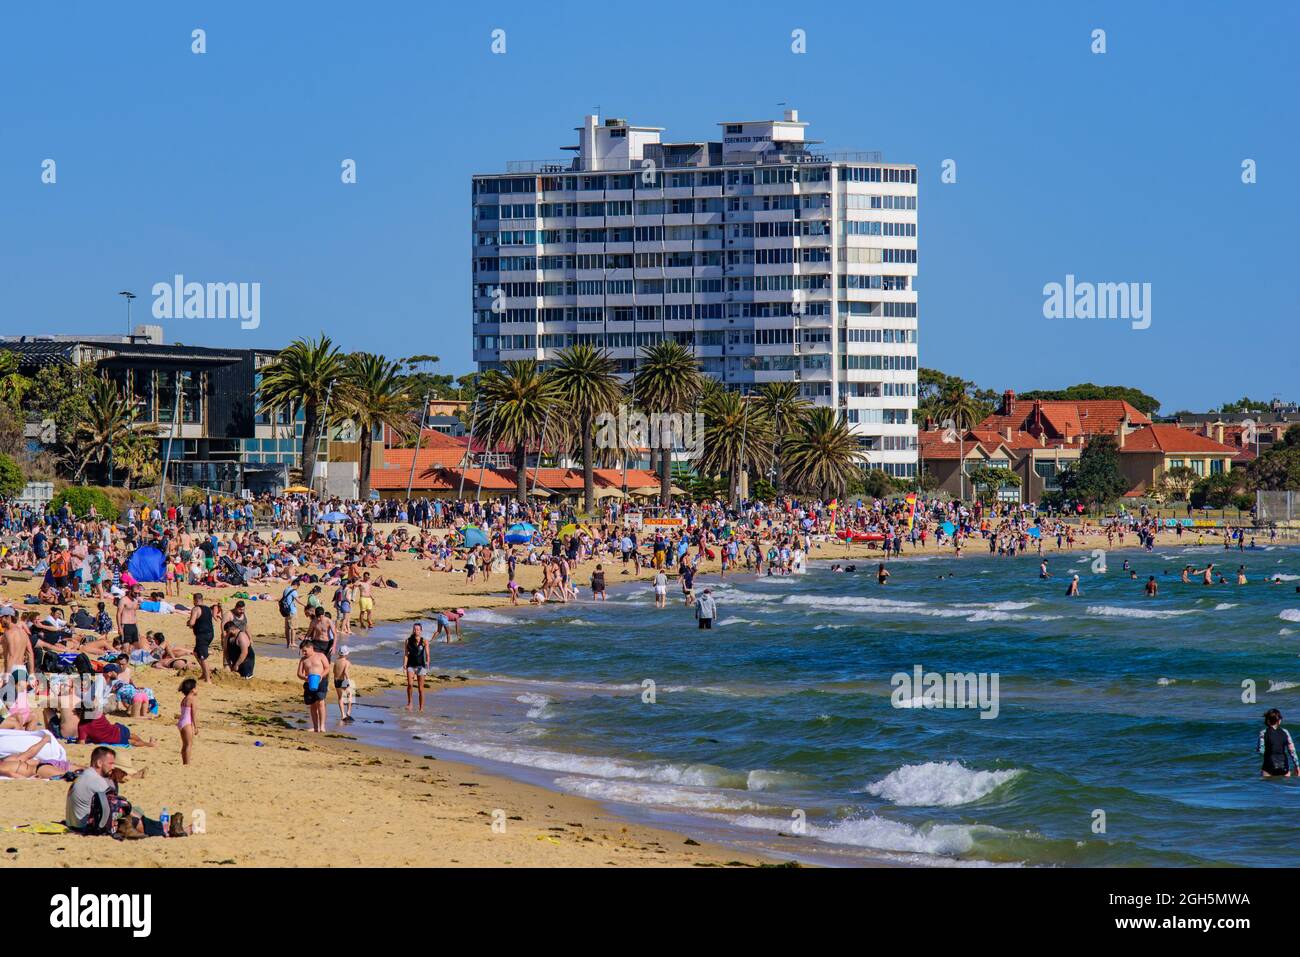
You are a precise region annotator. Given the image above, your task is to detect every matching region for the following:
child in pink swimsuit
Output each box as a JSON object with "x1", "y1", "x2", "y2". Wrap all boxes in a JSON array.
[{"x1": 176, "y1": 678, "x2": 198, "y2": 765}]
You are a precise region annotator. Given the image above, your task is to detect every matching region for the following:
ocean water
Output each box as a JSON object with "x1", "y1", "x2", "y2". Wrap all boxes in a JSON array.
[{"x1": 345, "y1": 544, "x2": 1300, "y2": 867}]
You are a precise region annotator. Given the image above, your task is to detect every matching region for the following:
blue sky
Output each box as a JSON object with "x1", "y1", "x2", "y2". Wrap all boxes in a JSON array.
[{"x1": 2, "y1": 1, "x2": 1296, "y2": 413}]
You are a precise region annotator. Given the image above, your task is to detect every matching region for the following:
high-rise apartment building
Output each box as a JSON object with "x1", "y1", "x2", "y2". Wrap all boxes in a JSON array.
[{"x1": 471, "y1": 111, "x2": 918, "y2": 476}]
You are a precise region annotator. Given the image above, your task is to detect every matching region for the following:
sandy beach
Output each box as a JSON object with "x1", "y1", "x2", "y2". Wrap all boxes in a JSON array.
[{"x1": 0, "y1": 523, "x2": 1245, "y2": 868}]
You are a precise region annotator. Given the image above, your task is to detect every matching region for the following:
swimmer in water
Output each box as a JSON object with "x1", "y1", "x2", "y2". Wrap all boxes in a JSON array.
[
  {"x1": 877, "y1": 563, "x2": 890, "y2": 585},
  {"x1": 1039, "y1": 559, "x2": 1050, "y2": 579},
  {"x1": 1066, "y1": 574, "x2": 1080, "y2": 597},
  {"x1": 1237, "y1": 565, "x2": 1248, "y2": 585},
  {"x1": 1258, "y1": 708, "x2": 1299, "y2": 778},
  {"x1": 1144, "y1": 576, "x2": 1158, "y2": 596}
]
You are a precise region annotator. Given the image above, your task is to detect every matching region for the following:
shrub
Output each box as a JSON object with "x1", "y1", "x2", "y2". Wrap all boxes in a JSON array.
[
  {"x1": 49, "y1": 486, "x2": 119, "y2": 522},
  {"x1": 0, "y1": 452, "x2": 24, "y2": 499}
]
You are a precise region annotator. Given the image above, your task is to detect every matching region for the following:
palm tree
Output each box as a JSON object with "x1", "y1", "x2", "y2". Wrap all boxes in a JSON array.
[
  {"x1": 699, "y1": 389, "x2": 774, "y2": 504},
  {"x1": 257, "y1": 336, "x2": 347, "y2": 487},
  {"x1": 782, "y1": 407, "x2": 862, "y2": 499},
  {"x1": 476, "y1": 359, "x2": 563, "y2": 501},
  {"x1": 755, "y1": 381, "x2": 810, "y2": 494},
  {"x1": 0, "y1": 350, "x2": 29, "y2": 408},
  {"x1": 935, "y1": 383, "x2": 981, "y2": 432},
  {"x1": 338, "y1": 353, "x2": 416, "y2": 502},
  {"x1": 634, "y1": 341, "x2": 703, "y2": 506},
  {"x1": 550, "y1": 344, "x2": 622, "y2": 513},
  {"x1": 70, "y1": 375, "x2": 145, "y2": 482}
]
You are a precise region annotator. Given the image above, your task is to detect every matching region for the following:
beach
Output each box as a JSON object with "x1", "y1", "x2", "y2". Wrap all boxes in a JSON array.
[{"x1": 0, "y1": 524, "x2": 1274, "y2": 868}]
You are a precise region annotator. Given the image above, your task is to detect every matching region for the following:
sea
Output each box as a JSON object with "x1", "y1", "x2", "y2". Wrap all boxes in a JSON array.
[{"x1": 335, "y1": 543, "x2": 1300, "y2": 867}]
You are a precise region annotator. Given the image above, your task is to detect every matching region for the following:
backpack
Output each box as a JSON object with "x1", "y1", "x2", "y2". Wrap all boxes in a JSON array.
[
  {"x1": 87, "y1": 788, "x2": 133, "y2": 838},
  {"x1": 278, "y1": 593, "x2": 294, "y2": 618}
]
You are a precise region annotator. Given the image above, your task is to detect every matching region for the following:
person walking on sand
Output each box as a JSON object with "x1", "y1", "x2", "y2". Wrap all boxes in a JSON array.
[
  {"x1": 333, "y1": 645, "x2": 355, "y2": 724},
  {"x1": 279, "y1": 582, "x2": 299, "y2": 647},
  {"x1": 176, "y1": 678, "x2": 198, "y2": 765},
  {"x1": 186, "y1": 592, "x2": 215, "y2": 684},
  {"x1": 402, "y1": 623, "x2": 430, "y2": 712},
  {"x1": 298, "y1": 639, "x2": 331, "y2": 732},
  {"x1": 356, "y1": 572, "x2": 376, "y2": 629}
]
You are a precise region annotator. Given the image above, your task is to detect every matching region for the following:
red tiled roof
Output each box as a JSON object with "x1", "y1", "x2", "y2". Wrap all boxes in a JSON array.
[
  {"x1": 916, "y1": 431, "x2": 989, "y2": 460},
  {"x1": 1120, "y1": 424, "x2": 1238, "y2": 455},
  {"x1": 978, "y1": 399, "x2": 1150, "y2": 439},
  {"x1": 380, "y1": 447, "x2": 469, "y2": 472}
]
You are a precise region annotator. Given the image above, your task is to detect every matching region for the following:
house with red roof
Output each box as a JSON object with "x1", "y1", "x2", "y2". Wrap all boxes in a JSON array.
[{"x1": 1115, "y1": 424, "x2": 1239, "y2": 497}]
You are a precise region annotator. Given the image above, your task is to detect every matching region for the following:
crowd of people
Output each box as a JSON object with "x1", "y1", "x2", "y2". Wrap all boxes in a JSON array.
[{"x1": 2, "y1": 487, "x2": 1294, "y2": 835}]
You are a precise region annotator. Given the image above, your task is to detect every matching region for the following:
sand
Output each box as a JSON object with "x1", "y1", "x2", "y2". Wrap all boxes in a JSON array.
[{"x1": 0, "y1": 520, "x2": 1239, "y2": 868}]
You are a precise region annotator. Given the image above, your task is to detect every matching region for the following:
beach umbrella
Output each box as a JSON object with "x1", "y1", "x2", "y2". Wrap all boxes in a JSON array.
[
  {"x1": 461, "y1": 526, "x2": 489, "y2": 548},
  {"x1": 283, "y1": 485, "x2": 312, "y2": 495},
  {"x1": 558, "y1": 522, "x2": 578, "y2": 538},
  {"x1": 940, "y1": 521, "x2": 956, "y2": 536},
  {"x1": 595, "y1": 487, "x2": 625, "y2": 499},
  {"x1": 511, "y1": 521, "x2": 537, "y2": 532},
  {"x1": 504, "y1": 523, "x2": 533, "y2": 544},
  {"x1": 321, "y1": 511, "x2": 349, "y2": 522},
  {"x1": 1027, "y1": 527, "x2": 1041, "y2": 539}
]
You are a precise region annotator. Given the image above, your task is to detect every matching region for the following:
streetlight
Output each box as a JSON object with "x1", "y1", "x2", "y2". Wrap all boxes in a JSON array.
[{"x1": 118, "y1": 291, "x2": 136, "y2": 338}]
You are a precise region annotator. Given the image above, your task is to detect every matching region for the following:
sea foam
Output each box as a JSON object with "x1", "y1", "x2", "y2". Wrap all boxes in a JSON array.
[{"x1": 865, "y1": 762, "x2": 1021, "y2": 807}]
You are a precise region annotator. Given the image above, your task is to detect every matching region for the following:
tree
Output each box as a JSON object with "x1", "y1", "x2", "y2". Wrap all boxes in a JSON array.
[
  {"x1": 782, "y1": 407, "x2": 861, "y2": 499},
  {"x1": 113, "y1": 430, "x2": 161, "y2": 489},
  {"x1": 934, "y1": 382, "x2": 982, "y2": 432},
  {"x1": 917, "y1": 368, "x2": 997, "y2": 428},
  {"x1": 698, "y1": 390, "x2": 774, "y2": 504},
  {"x1": 476, "y1": 359, "x2": 562, "y2": 502},
  {"x1": 1157, "y1": 465, "x2": 1198, "y2": 502},
  {"x1": 1018, "y1": 383, "x2": 1160, "y2": 416},
  {"x1": 754, "y1": 382, "x2": 810, "y2": 493},
  {"x1": 1217, "y1": 396, "x2": 1272, "y2": 414},
  {"x1": 550, "y1": 344, "x2": 623, "y2": 513},
  {"x1": 0, "y1": 400, "x2": 23, "y2": 458},
  {"x1": 965, "y1": 465, "x2": 1021, "y2": 506},
  {"x1": 1056, "y1": 434, "x2": 1129, "y2": 508},
  {"x1": 1191, "y1": 472, "x2": 1241, "y2": 509},
  {"x1": 338, "y1": 353, "x2": 415, "y2": 502},
  {"x1": 634, "y1": 341, "x2": 704, "y2": 506},
  {"x1": 257, "y1": 336, "x2": 347, "y2": 486},
  {"x1": 70, "y1": 374, "x2": 144, "y2": 483},
  {"x1": 1245, "y1": 428, "x2": 1300, "y2": 491},
  {"x1": 0, "y1": 452, "x2": 23, "y2": 499},
  {"x1": 22, "y1": 361, "x2": 95, "y2": 471},
  {"x1": 0, "y1": 351, "x2": 30, "y2": 408},
  {"x1": 850, "y1": 467, "x2": 903, "y2": 500}
]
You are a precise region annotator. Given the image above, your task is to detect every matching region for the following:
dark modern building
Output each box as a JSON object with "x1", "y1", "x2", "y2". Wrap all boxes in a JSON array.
[{"x1": 1, "y1": 332, "x2": 292, "y2": 492}]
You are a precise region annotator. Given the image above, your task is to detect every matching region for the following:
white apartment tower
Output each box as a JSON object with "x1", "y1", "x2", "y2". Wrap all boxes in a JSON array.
[{"x1": 471, "y1": 111, "x2": 919, "y2": 477}]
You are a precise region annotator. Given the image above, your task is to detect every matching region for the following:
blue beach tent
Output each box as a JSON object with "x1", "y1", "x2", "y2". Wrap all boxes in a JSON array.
[{"x1": 126, "y1": 545, "x2": 167, "y2": 583}]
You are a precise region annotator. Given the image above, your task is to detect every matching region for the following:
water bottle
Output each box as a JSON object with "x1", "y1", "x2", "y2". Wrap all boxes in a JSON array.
[{"x1": 159, "y1": 807, "x2": 170, "y2": 837}]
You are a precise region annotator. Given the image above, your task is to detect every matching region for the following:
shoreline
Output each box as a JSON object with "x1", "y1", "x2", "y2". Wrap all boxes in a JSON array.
[{"x1": 1, "y1": 527, "x2": 1279, "y2": 868}]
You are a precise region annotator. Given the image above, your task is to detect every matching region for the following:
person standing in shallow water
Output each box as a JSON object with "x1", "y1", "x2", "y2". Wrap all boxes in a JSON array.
[
  {"x1": 402, "y1": 623, "x2": 429, "y2": 712},
  {"x1": 1258, "y1": 708, "x2": 1299, "y2": 778}
]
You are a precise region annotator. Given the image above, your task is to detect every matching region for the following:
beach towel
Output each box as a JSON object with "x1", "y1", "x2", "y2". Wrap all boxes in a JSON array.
[{"x1": 0, "y1": 730, "x2": 69, "y2": 764}]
